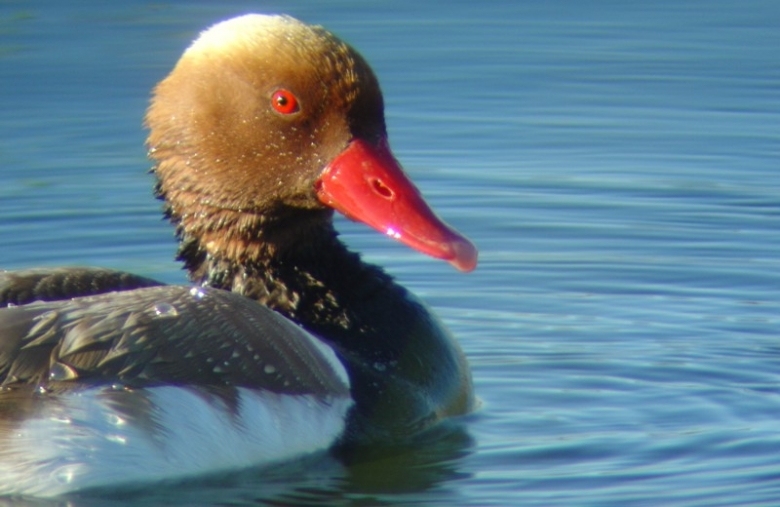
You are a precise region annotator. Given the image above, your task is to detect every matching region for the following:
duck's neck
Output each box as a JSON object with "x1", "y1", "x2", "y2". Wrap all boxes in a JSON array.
[
  {"x1": 173, "y1": 206, "x2": 398, "y2": 339},
  {"x1": 169, "y1": 203, "x2": 475, "y2": 437}
]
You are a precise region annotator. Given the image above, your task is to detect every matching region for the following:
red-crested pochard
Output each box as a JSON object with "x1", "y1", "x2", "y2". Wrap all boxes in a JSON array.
[{"x1": 0, "y1": 14, "x2": 477, "y2": 497}]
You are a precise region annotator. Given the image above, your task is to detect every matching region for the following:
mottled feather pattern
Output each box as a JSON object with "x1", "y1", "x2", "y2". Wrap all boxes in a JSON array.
[
  {"x1": 0, "y1": 267, "x2": 161, "y2": 306},
  {"x1": 0, "y1": 275, "x2": 354, "y2": 497},
  {"x1": 0, "y1": 278, "x2": 349, "y2": 396}
]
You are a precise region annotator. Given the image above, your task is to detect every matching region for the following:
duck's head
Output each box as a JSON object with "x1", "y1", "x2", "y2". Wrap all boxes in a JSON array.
[{"x1": 146, "y1": 14, "x2": 476, "y2": 272}]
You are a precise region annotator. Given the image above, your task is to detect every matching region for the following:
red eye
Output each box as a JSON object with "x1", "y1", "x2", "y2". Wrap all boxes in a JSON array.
[{"x1": 271, "y1": 89, "x2": 300, "y2": 115}]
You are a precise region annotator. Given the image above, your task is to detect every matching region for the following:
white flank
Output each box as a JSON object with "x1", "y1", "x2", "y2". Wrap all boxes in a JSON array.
[{"x1": 0, "y1": 386, "x2": 352, "y2": 497}]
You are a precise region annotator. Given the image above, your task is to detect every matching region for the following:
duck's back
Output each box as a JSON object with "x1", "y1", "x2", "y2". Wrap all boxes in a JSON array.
[
  {"x1": 0, "y1": 272, "x2": 352, "y2": 497},
  {"x1": 0, "y1": 267, "x2": 162, "y2": 306}
]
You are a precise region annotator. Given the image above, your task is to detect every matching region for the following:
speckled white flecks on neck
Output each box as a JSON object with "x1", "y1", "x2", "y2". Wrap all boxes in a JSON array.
[{"x1": 0, "y1": 385, "x2": 353, "y2": 498}]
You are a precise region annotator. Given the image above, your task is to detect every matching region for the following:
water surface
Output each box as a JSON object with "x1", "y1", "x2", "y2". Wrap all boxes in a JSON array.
[{"x1": 1, "y1": 1, "x2": 779, "y2": 505}]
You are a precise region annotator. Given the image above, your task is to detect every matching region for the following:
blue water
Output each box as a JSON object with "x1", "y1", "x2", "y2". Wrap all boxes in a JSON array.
[{"x1": 1, "y1": 1, "x2": 779, "y2": 505}]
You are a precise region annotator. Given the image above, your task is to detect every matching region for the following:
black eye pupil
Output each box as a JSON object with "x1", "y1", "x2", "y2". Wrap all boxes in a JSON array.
[{"x1": 272, "y1": 90, "x2": 299, "y2": 114}]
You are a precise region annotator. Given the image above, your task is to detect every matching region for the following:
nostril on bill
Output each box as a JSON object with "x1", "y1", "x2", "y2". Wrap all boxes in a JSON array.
[{"x1": 370, "y1": 178, "x2": 394, "y2": 199}]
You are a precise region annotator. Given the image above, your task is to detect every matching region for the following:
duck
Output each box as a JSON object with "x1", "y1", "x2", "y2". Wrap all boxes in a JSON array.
[{"x1": 0, "y1": 14, "x2": 477, "y2": 497}]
